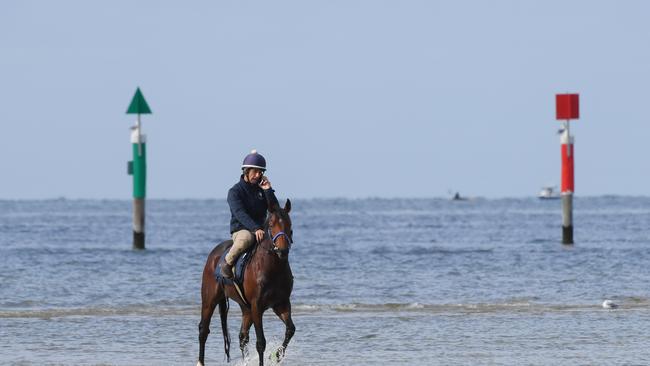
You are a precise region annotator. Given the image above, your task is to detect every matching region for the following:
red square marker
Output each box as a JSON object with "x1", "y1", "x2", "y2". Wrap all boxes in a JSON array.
[{"x1": 556, "y1": 94, "x2": 579, "y2": 120}]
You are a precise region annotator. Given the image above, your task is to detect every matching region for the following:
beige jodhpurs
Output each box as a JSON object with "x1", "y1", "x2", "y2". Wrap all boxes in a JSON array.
[{"x1": 225, "y1": 230, "x2": 255, "y2": 265}]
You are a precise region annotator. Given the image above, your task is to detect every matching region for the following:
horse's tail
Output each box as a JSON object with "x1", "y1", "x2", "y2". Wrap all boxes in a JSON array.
[{"x1": 219, "y1": 297, "x2": 231, "y2": 361}]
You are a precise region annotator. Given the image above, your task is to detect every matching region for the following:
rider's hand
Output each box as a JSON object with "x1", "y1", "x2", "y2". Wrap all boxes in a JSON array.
[
  {"x1": 259, "y1": 176, "x2": 272, "y2": 190},
  {"x1": 255, "y1": 229, "x2": 265, "y2": 243}
]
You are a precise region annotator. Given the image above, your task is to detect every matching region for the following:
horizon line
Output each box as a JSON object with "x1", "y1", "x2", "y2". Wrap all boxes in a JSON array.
[{"x1": 1, "y1": 194, "x2": 648, "y2": 201}]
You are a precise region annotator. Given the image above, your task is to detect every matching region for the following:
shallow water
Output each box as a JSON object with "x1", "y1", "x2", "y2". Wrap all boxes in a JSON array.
[{"x1": 1, "y1": 197, "x2": 650, "y2": 365}]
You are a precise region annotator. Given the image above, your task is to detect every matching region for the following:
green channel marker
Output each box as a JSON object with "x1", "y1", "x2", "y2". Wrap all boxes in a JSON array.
[{"x1": 126, "y1": 87, "x2": 152, "y2": 250}]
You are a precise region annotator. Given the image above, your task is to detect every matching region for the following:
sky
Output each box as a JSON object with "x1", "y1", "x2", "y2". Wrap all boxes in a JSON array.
[{"x1": 1, "y1": 1, "x2": 649, "y2": 199}]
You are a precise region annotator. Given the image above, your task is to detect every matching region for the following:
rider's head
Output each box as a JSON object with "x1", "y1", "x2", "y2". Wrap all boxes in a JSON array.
[{"x1": 241, "y1": 149, "x2": 266, "y2": 184}]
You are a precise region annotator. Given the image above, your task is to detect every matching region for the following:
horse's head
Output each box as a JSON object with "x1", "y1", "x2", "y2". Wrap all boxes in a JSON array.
[{"x1": 266, "y1": 199, "x2": 293, "y2": 260}]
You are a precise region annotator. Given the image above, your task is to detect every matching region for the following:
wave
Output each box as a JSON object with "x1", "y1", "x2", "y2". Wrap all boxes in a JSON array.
[
  {"x1": 294, "y1": 298, "x2": 650, "y2": 314},
  {"x1": 370, "y1": 245, "x2": 493, "y2": 256},
  {"x1": 3, "y1": 297, "x2": 649, "y2": 319},
  {"x1": 0, "y1": 305, "x2": 197, "y2": 319}
]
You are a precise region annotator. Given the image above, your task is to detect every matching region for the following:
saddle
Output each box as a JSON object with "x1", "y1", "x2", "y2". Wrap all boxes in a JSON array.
[{"x1": 214, "y1": 243, "x2": 254, "y2": 288}]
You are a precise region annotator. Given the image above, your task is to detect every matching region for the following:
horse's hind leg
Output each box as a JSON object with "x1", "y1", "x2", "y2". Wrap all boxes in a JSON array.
[
  {"x1": 239, "y1": 307, "x2": 253, "y2": 360},
  {"x1": 272, "y1": 302, "x2": 295, "y2": 362},
  {"x1": 198, "y1": 283, "x2": 223, "y2": 366}
]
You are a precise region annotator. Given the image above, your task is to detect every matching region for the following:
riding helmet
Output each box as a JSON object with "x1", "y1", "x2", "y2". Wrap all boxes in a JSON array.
[{"x1": 241, "y1": 149, "x2": 267, "y2": 171}]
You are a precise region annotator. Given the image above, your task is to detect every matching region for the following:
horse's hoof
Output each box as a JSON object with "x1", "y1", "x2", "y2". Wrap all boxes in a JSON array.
[
  {"x1": 197, "y1": 361, "x2": 204, "y2": 366},
  {"x1": 269, "y1": 347, "x2": 285, "y2": 363}
]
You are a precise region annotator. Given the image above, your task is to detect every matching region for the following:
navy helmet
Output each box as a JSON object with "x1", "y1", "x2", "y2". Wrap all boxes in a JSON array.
[{"x1": 241, "y1": 150, "x2": 267, "y2": 171}]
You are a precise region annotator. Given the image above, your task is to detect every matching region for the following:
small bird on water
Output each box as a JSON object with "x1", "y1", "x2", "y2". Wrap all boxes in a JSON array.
[{"x1": 602, "y1": 300, "x2": 619, "y2": 309}]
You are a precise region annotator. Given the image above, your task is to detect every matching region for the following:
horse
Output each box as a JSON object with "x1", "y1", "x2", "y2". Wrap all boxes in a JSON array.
[{"x1": 197, "y1": 199, "x2": 295, "y2": 366}]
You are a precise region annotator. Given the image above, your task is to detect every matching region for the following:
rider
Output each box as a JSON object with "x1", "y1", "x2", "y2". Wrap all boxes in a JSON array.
[{"x1": 221, "y1": 149, "x2": 279, "y2": 279}]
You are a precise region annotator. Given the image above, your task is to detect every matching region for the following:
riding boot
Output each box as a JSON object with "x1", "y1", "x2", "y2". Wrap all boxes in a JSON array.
[{"x1": 221, "y1": 260, "x2": 234, "y2": 279}]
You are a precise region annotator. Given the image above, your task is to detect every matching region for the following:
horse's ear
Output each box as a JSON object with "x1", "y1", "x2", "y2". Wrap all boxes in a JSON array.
[{"x1": 284, "y1": 199, "x2": 291, "y2": 213}]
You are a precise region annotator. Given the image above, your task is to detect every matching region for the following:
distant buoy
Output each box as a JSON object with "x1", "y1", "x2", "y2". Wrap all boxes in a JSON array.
[{"x1": 602, "y1": 300, "x2": 618, "y2": 309}]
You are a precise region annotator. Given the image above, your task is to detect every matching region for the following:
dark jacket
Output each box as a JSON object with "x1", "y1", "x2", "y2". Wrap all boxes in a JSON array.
[{"x1": 227, "y1": 175, "x2": 279, "y2": 234}]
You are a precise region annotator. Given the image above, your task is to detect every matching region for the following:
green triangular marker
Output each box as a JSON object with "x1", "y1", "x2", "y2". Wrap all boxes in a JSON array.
[{"x1": 126, "y1": 87, "x2": 152, "y2": 114}]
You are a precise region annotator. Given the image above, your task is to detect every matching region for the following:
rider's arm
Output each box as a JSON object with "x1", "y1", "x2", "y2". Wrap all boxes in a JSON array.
[
  {"x1": 227, "y1": 188, "x2": 262, "y2": 231},
  {"x1": 263, "y1": 187, "x2": 280, "y2": 211}
]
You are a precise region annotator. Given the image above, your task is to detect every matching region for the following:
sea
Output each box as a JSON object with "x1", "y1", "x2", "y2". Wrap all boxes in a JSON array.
[{"x1": 1, "y1": 197, "x2": 650, "y2": 365}]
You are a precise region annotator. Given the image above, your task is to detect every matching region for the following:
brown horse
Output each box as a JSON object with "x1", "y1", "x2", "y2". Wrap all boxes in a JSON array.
[{"x1": 197, "y1": 199, "x2": 295, "y2": 366}]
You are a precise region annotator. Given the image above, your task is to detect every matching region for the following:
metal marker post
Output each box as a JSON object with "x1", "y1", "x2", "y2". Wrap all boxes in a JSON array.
[
  {"x1": 555, "y1": 93, "x2": 579, "y2": 245},
  {"x1": 560, "y1": 123, "x2": 574, "y2": 244},
  {"x1": 126, "y1": 87, "x2": 152, "y2": 249}
]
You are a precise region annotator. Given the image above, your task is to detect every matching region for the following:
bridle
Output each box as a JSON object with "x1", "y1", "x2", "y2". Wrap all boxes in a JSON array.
[
  {"x1": 265, "y1": 228, "x2": 292, "y2": 256},
  {"x1": 260, "y1": 210, "x2": 292, "y2": 256}
]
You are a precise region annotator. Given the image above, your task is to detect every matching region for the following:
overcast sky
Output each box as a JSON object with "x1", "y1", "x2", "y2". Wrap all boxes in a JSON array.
[{"x1": 2, "y1": 1, "x2": 649, "y2": 199}]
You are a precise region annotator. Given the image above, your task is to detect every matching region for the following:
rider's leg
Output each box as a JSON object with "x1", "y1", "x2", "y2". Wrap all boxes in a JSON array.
[{"x1": 221, "y1": 230, "x2": 255, "y2": 278}]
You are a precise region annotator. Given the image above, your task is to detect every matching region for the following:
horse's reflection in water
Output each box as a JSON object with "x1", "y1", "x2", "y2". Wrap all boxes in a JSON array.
[{"x1": 198, "y1": 200, "x2": 295, "y2": 366}]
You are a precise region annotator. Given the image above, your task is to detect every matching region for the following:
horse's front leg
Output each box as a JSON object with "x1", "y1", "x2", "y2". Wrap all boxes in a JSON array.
[
  {"x1": 251, "y1": 303, "x2": 266, "y2": 366},
  {"x1": 272, "y1": 302, "x2": 295, "y2": 362},
  {"x1": 239, "y1": 307, "x2": 253, "y2": 360}
]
